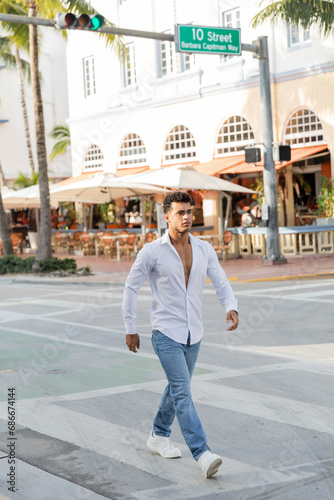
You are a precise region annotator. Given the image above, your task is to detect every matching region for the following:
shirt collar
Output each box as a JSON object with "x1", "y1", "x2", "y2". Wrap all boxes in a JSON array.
[{"x1": 161, "y1": 230, "x2": 197, "y2": 246}]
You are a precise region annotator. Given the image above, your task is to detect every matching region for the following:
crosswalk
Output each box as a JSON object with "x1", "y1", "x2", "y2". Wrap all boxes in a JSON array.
[{"x1": 0, "y1": 279, "x2": 333, "y2": 499}]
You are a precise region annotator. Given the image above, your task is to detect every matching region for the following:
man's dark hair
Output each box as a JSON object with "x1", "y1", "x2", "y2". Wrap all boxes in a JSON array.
[{"x1": 163, "y1": 191, "x2": 194, "y2": 213}]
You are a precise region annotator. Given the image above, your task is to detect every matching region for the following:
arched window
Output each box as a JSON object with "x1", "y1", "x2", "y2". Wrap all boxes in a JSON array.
[
  {"x1": 83, "y1": 144, "x2": 104, "y2": 171},
  {"x1": 215, "y1": 115, "x2": 255, "y2": 156},
  {"x1": 163, "y1": 125, "x2": 197, "y2": 164},
  {"x1": 119, "y1": 133, "x2": 147, "y2": 167},
  {"x1": 283, "y1": 108, "x2": 325, "y2": 147}
]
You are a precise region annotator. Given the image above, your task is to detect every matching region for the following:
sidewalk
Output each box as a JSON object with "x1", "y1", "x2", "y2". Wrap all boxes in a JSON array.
[{"x1": 3, "y1": 252, "x2": 333, "y2": 285}]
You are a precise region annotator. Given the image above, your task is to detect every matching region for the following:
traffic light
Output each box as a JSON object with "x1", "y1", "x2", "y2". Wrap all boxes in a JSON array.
[
  {"x1": 273, "y1": 145, "x2": 291, "y2": 162},
  {"x1": 55, "y1": 13, "x2": 105, "y2": 30},
  {"x1": 244, "y1": 147, "x2": 261, "y2": 164}
]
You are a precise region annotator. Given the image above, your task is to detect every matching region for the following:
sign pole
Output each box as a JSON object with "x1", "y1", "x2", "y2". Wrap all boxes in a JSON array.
[{"x1": 256, "y1": 37, "x2": 286, "y2": 264}]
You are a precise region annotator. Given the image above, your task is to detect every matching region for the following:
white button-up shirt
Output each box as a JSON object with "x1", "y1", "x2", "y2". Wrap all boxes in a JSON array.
[{"x1": 122, "y1": 231, "x2": 238, "y2": 345}]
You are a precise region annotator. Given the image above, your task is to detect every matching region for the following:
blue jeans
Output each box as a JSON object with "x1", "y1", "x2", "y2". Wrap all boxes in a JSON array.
[{"x1": 151, "y1": 329, "x2": 210, "y2": 460}]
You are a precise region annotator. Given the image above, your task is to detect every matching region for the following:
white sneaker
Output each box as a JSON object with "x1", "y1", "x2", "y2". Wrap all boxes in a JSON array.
[
  {"x1": 146, "y1": 431, "x2": 182, "y2": 459},
  {"x1": 198, "y1": 450, "x2": 222, "y2": 478}
]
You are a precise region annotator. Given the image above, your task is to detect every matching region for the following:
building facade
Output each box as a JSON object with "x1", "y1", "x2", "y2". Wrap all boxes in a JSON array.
[
  {"x1": 0, "y1": 27, "x2": 71, "y2": 183},
  {"x1": 65, "y1": 0, "x2": 334, "y2": 229}
]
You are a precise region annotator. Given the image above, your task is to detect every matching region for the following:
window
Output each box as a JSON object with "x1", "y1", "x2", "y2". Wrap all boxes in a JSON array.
[
  {"x1": 215, "y1": 116, "x2": 255, "y2": 156},
  {"x1": 119, "y1": 133, "x2": 147, "y2": 168},
  {"x1": 159, "y1": 40, "x2": 175, "y2": 77},
  {"x1": 157, "y1": 30, "x2": 195, "y2": 78},
  {"x1": 163, "y1": 125, "x2": 197, "y2": 163},
  {"x1": 181, "y1": 52, "x2": 196, "y2": 72},
  {"x1": 223, "y1": 8, "x2": 240, "y2": 29},
  {"x1": 283, "y1": 108, "x2": 325, "y2": 147},
  {"x1": 83, "y1": 56, "x2": 96, "y2": 98},
  {"x1": 221, "y1": 8, "x2": 240, "y2": 61},
  {"x1": 83, "y1": 144, "x2": 104, "y2": 171},
  {"x1": 122, "y1": 43, "x2": 136, "y2": 87},
  {"x1": 288, "y1": 24, "x2": 310, "y2": 48}
]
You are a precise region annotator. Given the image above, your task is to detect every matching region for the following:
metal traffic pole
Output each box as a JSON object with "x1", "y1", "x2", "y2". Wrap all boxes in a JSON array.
[{"x1": 255, "y1": 36, "x2": 286, "y2": 264}]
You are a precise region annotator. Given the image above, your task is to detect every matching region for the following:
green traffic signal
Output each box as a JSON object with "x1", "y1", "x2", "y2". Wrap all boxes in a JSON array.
[
  {"x1": 55, "y1": 12, "x2": 105, "y2": 30},
  {"x1": 91, "y1": 15, "x2": 105, "y2": 30}
]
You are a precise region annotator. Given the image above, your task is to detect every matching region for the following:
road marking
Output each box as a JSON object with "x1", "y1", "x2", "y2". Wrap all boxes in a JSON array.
[
  {"x1": 0, "y1": 398, "x2": 316, "y2": 497},
  {"x1": 233, "y1": 280, "x2": 334, "y2": 295}
]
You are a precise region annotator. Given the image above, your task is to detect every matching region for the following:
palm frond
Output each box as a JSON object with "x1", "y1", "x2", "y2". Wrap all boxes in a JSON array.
[
  {"x1": 49, "y1": 139, "x2": 70, "y2": 160},
  {"x1": 49, "y1": 124, "x2": 70, "y2": 140},
  {"x1": 252, "y1": 0, "x2": 334, "y2": 36},
  {"x1": 13, "y1": 171, "x2": 39, "y2": 189},
  {"x1": 49, "y1": 124, "x2": 71, "y2": 160},
  {"x1": 0, "y1": 36, "x2": 31, "y2": 79}
]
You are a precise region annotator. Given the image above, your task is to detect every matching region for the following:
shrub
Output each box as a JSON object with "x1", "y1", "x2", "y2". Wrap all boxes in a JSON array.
[{"x1": 0, "y1": 256, "x2": 77, "y2": 275}]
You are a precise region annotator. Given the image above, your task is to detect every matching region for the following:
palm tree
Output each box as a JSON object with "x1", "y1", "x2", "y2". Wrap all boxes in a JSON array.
[
  {"x1": 252, "y1": 0, "x2": 334, "y2": 36},
  {"x1": 0, "y1": 37, "x2": 36, "y2": 175},
  {"x1": 13, "y1": 171, "x2": 39, "y2": 189},
  {"x1": 1, "y1": 0, "x2": 121, "y2": 264},
  {"x1": 0, "y1": 162, "x2": 13, "y2": 255},
  {"x1": 49, "y1": 124, "x2": 70, "y2": 160}
]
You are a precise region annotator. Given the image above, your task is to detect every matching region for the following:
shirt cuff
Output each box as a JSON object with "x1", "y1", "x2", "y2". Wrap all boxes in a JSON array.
[{"x1": 125, "y1": 324, "x2": 137, "y2": 335}]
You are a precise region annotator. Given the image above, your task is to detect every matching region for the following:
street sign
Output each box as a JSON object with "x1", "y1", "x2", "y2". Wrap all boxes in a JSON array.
[{"x1": 175, "y1": 24, "x2": 241, "y2": 56}]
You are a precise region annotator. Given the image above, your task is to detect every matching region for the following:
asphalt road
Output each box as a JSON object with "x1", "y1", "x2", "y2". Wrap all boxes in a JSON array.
[{"x1": 0, "y1": 277, "x2": 333, "y2": 500}]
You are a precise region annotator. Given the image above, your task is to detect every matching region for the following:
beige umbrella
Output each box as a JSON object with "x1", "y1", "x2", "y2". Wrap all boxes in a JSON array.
[
  {"x1": 2, "y1": 183, "x2": 58, "y2": 209},
  {"x1": 50, "y1": 172, "x2": 170, "y2": 234},
  {"x1": 111, "y1": 164, "x2": 256, "y2": 194},
  {"x1": 114, "y1": 164, "x2": 257, "y2": 233},
  {"x1": 50, "y1": 172, "x2": 169, "y2": 203}
]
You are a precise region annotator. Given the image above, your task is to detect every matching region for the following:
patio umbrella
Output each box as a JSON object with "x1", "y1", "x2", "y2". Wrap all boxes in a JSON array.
[
  {"x1": 2, "y1": 183, "x2": 58, "y2": 209},
  {"x1": 113, "y1": 164, "x2": 257, "y2": 234},
  {"x1": 50, "y1": 172, "x2": 169, "y2": 203},
  {"x1": 112, "y1": 164, "x2": 257, "y2": 194},
  {"x1": 50, "y1": 172, "x2": 170, "y2": 233}
]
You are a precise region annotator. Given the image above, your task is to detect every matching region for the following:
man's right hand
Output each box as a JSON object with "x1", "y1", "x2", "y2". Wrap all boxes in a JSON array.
[{"x1": 126, "y1": 333, "x2": 140, "y2": 353}]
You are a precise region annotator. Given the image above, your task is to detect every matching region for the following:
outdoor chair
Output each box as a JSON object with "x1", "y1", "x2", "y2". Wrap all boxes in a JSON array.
[
  {"x1": 121, "y1": 232, "x2": 138, "y2": 259},
  {"x1": 67, "y1": 231, "x2": 82, "y2": 254},
  {"x1": 101, "y1": 233, "x2": 117, "y2": 259},
  {"x1": 54, "y1": 231, "x2": 69, "y2": 254},
  {"x1": 118, "y1": 230, "x2": 130, "y2": 259},
  {"x1": 11, "y1": 233, "x2": 23, "y2": 255},
  {"x1": 80, "y1": 232, "x2": 96, "y2": 256},
  {"x1": 137, "y1": 231, "x2": 156, "y2": 251}
]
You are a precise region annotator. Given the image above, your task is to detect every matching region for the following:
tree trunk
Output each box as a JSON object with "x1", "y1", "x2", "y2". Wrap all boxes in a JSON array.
[
  {"x1": 28, "y1": 2, "x2": 52, "y2": 262},
  {"x1": 15, "y1": 45, "x2": 35, "y2": 176},
  {"x1": 0, "y1": 166, "x2": 14, "y2": 255}
]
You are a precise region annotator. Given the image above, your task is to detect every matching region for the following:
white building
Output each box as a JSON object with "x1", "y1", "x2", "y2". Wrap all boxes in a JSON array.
[
  {"x1": 66, "y1": 0, "x2": 334, "y2": 228},
  {"x1": 0, "y1": 27, "x2": 71, "y2": 183}
]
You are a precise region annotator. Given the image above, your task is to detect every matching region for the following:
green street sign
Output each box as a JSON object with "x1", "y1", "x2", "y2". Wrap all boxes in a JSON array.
[{"x1": 175, "y1": 24, "x2": 241, "y2": 56}]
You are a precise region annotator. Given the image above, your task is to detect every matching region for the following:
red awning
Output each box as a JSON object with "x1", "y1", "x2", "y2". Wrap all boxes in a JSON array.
[
  {"x1": 54, "y1": 172, "x2": 97, "y2": 186},
  {"x1": 195, "y1": 155, "x2": 245, "y2": 175},
  {"x1": 115, "y1": 166, "x2": 149, "y2": 176},
  {"x1": 195, "y1": 145, "x2": 328, "y2": 176},
  {"x1": 54, "y1": 166, "x2": 150, "y2": 187}
]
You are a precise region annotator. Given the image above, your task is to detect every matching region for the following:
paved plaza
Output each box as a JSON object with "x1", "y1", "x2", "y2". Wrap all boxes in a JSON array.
[{"x1": 0, "y1": 275, "x2": 333, "y2": 499}]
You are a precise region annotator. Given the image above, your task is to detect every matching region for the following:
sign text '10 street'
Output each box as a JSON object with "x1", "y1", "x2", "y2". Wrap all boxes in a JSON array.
[{"x1": 175, "y1": 24, "x2": 241, "y2": 56}]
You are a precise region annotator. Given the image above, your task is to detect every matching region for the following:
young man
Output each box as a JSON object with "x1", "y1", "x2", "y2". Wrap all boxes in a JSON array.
[{"x1": 122, "y1": 191, "x2": 239, "y2": 478}]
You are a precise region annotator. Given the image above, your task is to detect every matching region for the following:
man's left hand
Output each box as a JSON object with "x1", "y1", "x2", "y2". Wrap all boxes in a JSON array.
[{"x1": 226, "y1": 310, "x2": 239, "y2": 331}]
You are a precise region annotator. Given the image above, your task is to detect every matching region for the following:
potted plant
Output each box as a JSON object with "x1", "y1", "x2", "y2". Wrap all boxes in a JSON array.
[
  {"x1": 96, "y1": 203, "x2": 116, "y2": 229},
  {"x1": 316, "y1": 176, "x2": 334, "y2": 225}
]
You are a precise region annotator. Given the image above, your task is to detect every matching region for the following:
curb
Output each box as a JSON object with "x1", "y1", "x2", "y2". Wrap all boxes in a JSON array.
[
  {"x1": 235, "y1": 272, "x2": 334, "y2": 283},
  {"x1": 1, "y1": 271, "x2": 334, "y2": 287}
]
